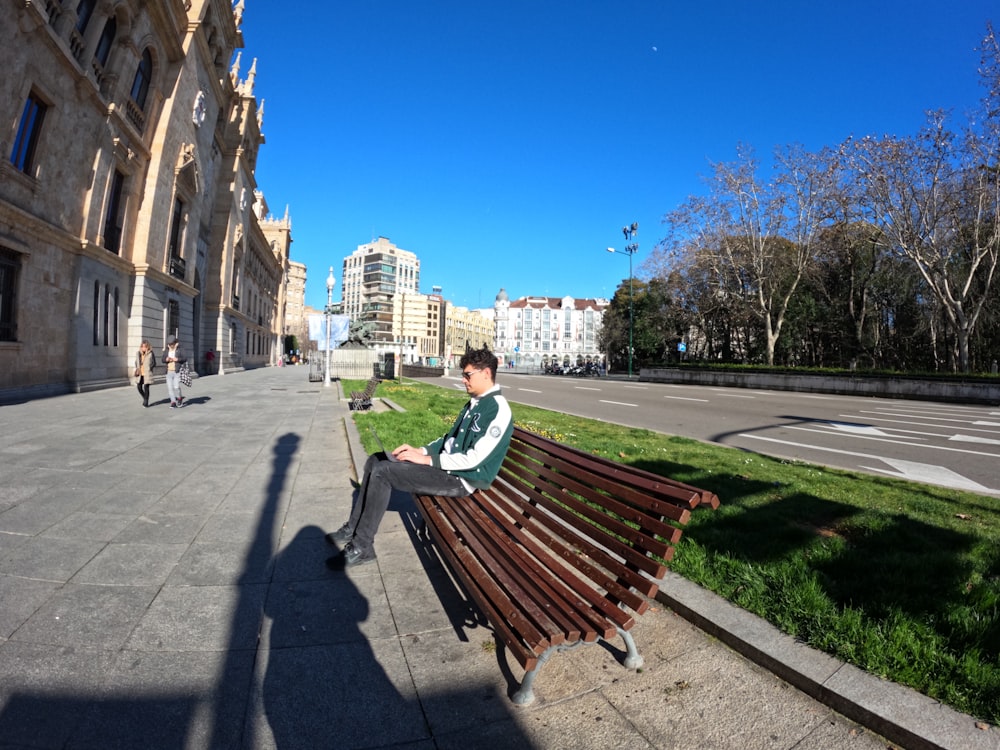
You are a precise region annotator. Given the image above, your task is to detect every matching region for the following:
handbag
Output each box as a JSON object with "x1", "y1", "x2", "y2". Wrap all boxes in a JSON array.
[{"x1": 179, "y1": 361, "x2": 193, "y2": 388}]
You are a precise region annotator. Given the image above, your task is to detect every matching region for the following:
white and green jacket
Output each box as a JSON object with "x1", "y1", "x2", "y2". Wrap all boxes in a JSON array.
[{"x1": 423, "y1": 385, "x2": 514, "y2": 491}]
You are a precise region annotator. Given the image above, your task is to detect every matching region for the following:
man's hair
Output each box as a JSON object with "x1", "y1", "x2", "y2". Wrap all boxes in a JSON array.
[{"x1": 459, "y1": 347, "x2": 499, "y2": 381}]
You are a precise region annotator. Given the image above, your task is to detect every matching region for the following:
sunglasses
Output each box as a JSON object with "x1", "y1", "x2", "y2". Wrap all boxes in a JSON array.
[{"x1": 461, "y1": 369, "x2": 482, "y2": 380}]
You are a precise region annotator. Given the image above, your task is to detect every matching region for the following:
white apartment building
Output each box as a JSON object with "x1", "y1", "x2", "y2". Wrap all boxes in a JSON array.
[
  {"x1": 492, "y1": 289, "x2": 608, "y2": 369},
  {"x1": 341, "y1": 237, "x2": 419, "y2": 348}
]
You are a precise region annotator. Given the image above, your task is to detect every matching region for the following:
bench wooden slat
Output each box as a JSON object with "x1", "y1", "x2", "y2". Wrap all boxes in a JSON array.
[
  {"x1": 440, "y1": 495, "x2": 573, "y2": 646},
  {"x1": 514, "y1": 442, "x2": 697, "y2": 533},
  {"x1": 418, "y1": 498, "x2": 542, "y2": 671},
  {"x1": 468, "y1": 487, "x2": 635, "y2": 640},
  {"x1": 513, "y1": 428, "x2": 721, "y2": 510},
  {"x1": 477, "y1": 485, "x2": 636, "y2": 636},
  {"x1": 498, "y1": 461, "x2": 672, "y2": 586},
  {"x1": 482, "y1": 479, "x2": 660, "y2": 614}
]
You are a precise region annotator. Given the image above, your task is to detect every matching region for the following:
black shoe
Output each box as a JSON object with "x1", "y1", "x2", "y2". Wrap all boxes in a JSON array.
[
  {"x1": 325, "y1": 524, "x2": 354, "y2": 545},
  {"x1": 326, "y1": 542, "x2": 376, "y2": 570}
]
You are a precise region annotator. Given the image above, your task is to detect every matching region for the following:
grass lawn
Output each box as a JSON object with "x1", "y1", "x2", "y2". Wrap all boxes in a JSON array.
[{"x1": 344, "y1": 378, "x2": 1000, "y2": 725}]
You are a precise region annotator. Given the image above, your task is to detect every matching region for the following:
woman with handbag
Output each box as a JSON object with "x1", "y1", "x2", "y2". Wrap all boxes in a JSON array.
[
  {"x1": 163, "y1": 335, "x2": 186, "y2": 408},
  {"x1": 134, "y1": 340, "x2": 156, "y2": 407}
]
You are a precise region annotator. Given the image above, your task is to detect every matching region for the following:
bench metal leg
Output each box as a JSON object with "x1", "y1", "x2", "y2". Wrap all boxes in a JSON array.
[
  {"x1": 513, "y1": 641, "x2": 583, "y2": 706},
  {"x1": 618, "y1": 626, "x2": 644, "y2": 670},
  {"x1": 511, "y1": 628, "x2": 643, "y2": 706}
]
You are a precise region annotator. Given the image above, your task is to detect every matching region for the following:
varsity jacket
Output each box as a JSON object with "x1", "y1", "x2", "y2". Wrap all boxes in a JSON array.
[{"x1": 422, "y1": 385, "x2": 514, "y2": 490}]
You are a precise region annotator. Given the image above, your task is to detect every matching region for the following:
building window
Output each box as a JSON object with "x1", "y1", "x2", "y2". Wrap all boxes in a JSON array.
[
  {"x1": 75, "y1": 0, "x2": 96, "y2": 33},
  {"x1": 103, "y1": 283, "x2": 110, "y2": 346},
  {"x1": 104, "y1": 170, "x2": 126, "y2": 254},
  {"x1": 10, "y1": 92, "x2": 47, "y2": 175},
  {"x1": 0, "y1": 249, "x2": 21, "y2": 342},
  {"x1": 130, "y1": 48, "x2": 152, "y2": 110},
  {"x1": 168, "y1": 196, "x2": 186, "y2": 278},
  {"x1": 166, "y1": 299, "x2": 180, "y2": 345},
  {"x1": 92, "y1": 280, "x2": 100, "y2": 345},
  {"x1": 94, "y1": 17, "x2": 117, "y2": 68},
  {"x1": 113, "y1": 286, "x2": 119, "y2": 347}
]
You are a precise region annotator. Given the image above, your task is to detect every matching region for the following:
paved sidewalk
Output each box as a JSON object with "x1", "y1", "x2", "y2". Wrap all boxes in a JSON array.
[{"x1": 0, "y1": 367, "x2": 994, "y2": 749}]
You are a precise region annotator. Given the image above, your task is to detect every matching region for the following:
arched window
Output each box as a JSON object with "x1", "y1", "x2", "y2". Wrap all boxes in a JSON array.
[
  {"x1": 130, "y1": 48, "x2": 152, "y2": 109},
  {"x1": 95, "y1": 17, "x2": 117, "y2": 67}
]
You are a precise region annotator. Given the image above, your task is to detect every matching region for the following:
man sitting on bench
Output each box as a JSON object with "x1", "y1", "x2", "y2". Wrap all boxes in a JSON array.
[{"x1": 327, "y1": 347, "x2": 514, "y2": 569}]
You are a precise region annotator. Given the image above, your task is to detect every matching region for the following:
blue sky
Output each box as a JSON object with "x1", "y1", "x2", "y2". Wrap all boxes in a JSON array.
[{"x1": 245, "y1": 1, "x2": 996, "y2": 311}]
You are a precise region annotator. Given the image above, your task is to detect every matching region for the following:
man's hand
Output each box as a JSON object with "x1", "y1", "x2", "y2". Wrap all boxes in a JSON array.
[{"x1": 392, "y1": 445, "x2": 431, "y2": 465}]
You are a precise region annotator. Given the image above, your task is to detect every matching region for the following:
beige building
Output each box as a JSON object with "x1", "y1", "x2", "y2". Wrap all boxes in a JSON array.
[
  {"x1": 391, "y1": 291, "x2": 443, "y2": 364},
  {"x1": 0, "y1": 0, "x2": 291, "y2": 398},
  {"x1": 283, "y1": 258, "x2": 307, "y2": 354},
  {"x1": 444, "y1": 304, "x2": 495, "y2": 367}
]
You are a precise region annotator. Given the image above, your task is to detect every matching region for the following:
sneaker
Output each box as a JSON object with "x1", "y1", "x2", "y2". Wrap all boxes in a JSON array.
[
  {"x1": 170, "y1": 402, "x2": 177, "y2": 409},
  {"x1": 344, "y1": 542, "x2": 377, "y2": 567},
  {"x1": 325, "y1": 523, "x2": 354, "y2": 546}
]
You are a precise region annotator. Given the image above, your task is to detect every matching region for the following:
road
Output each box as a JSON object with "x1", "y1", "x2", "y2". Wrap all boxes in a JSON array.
[{"x1": 441, "y1": 372, "x2": 1000, "y2": 496}]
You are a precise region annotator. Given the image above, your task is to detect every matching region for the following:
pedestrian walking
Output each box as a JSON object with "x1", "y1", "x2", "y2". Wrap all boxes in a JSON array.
[
  {"x1": 163, "y1": 335, "x2": 187, "y2": 408},
  {"x1": 134, "y1": 340, "x2": 156, "y2": 407}
]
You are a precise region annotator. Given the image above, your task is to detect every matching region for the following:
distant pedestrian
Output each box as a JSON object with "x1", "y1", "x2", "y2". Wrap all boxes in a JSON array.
[
  {"x1": 163, "y1": 335, "x2": 187, "y2": 408},
  {"x1": 134, "y1": 340, "x2": 156, "y2": 407}
]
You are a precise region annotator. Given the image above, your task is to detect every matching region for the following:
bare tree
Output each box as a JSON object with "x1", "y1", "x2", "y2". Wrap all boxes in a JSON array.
[
  {"x1": 848, "y1": 25, "x2": 1000, "y2": 372},
  {"x1": 656, "y1": 144, "x2": 833, "y2": 365}
]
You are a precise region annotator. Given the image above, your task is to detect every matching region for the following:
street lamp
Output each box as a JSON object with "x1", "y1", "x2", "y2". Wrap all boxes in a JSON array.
[
  {"x1": 324, "y1": 266, "x2": 335, "y2": 387},
  {"x1": 607, "y1": 222, "x2": 639, "y2": 379}
]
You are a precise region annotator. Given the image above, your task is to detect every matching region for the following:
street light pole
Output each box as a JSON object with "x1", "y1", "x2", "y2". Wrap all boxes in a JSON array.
[
  {"x1": 607, "y1": 222, "x2": 639, "y2": 379},
  {"x1": 324, "y1": 266, "x2": 335, "y2": 388}
]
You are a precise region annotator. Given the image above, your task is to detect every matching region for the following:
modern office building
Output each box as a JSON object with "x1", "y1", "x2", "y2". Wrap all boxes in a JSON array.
[{"x1": 340, "y1": 237, "x2": 419, "y2": 350}]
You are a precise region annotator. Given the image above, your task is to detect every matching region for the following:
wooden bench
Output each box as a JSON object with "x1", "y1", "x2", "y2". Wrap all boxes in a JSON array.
[
  {"x1": 415, "y1": 426, "x2": 719, "y2": 705},
  {"x1": 349, "y1": 377, "x2": 379, "y2": 411}
]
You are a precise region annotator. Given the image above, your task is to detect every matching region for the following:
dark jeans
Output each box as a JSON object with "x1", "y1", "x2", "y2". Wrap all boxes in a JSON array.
[
  {"x1": 136, "y1": 378, "x2": 150, "y2": 406},
  {"x1": 347, "y1": 453, "x2": 467, "y2": 553}
]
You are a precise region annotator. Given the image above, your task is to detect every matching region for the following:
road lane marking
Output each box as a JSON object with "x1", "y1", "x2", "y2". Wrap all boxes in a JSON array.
[
  {"x1": 839, "y1": 413, "x2": 1000, "y2": 435},
  {"x1": 664, "y1": 395, "x2": 709, "y2": 402},
  {"x1": 518, "y1": 388, "x2": 542, "y2": 393},
  {"x1": 951, "y1": 434, "x2": 1000, "y2": 446},
  {"x1": 777, "y1": 426, "x2": 1000, "y2": 458},
  {"x1": 738, "y1": 434, "x2": 995, "y2": 493},
  {"x1": 859, "y1": 458, "x2": 993, "y2": 493},
  {"x1": 600, "y1": 400, "x2": 637, "y2": 407},
  {"x1": 575, "y1": 386, "x2": 601, "y2": 391}
]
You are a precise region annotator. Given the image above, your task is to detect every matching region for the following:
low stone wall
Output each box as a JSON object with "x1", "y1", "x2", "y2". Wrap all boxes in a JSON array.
[
  {"x1": 640, "y1": 368, "x2": 1000, "y2": 405},
  {"x1": 401, "y1": 364, "x2": 444, "y2": 378}
]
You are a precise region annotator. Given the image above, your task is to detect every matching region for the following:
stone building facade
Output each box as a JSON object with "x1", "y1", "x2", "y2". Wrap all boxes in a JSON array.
[
  {"x1": 0, "y1": 0, "x2": 290, "y2": 399},
  {"x1": 491, "y1": 288, "x2": 607, "y2": 369}
]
